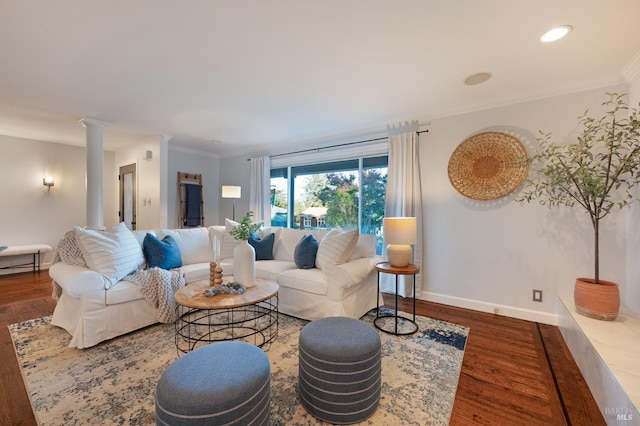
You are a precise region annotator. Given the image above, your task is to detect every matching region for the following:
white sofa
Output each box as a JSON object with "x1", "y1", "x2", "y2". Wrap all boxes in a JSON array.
[{"x1": 49, "y1": 225, "x2": 382, "y2": 348}]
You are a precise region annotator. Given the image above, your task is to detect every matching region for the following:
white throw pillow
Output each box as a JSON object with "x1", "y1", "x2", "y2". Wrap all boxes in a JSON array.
[
  {"x1": 220, "y1": 218, "x2": 240, "y2": 259},
  {"x1": 160, "y1": 227, "x2": 213, "y2": 265},
  {"x1": 349, "y1": 234, "x2": 377, "y2": 261},
  {"x1": 74, "y1": 222, "x2": 145, "y2": 289},
  {"x1": 315, "y1": 227, "x2": 359, "y2": 270}
]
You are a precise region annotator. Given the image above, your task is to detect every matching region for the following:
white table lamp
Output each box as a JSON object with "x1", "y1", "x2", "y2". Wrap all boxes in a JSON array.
[{"x1": 384, "y1": 217, "x2": 417, "y2": 267}]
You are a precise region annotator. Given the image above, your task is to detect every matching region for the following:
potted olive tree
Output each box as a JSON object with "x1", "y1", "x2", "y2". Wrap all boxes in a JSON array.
[{"x1": 518, "y1": 93, "x2": 640, "y2": 320}]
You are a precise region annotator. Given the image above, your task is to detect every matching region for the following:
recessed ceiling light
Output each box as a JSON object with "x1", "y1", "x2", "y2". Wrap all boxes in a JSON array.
[
  {"x1": 464, "y1": 72, "x2": 492, "y2": 86},
  {"x1": 541, "y1": 25, "x2": 573, "y2": 43}
]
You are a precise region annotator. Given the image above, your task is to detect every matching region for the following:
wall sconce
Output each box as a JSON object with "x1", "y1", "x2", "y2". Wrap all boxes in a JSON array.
[
  {"x1": 384, "y1": 217, "x2": 417, "y2": 267},
  {"x1": 221, "y1": 185, "x2": 241, "y2": 220},
  {"x1": 43, "y1": 176, "x2": 55, "y2": 192}
]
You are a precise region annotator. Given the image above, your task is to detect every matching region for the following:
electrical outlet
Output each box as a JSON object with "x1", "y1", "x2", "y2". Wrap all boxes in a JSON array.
[{"x1": 533, "y1": 289, "x2": 543, "y2": 302}]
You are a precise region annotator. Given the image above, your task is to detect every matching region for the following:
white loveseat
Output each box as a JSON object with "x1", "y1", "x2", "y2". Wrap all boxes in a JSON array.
[{"x1": 49, "y1": 224, "x2": 382, "y2": 348}]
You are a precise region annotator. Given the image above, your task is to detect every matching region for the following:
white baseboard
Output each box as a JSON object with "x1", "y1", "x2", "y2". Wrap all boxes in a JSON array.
[{"x1": 418, "y1": 291, "x2": 558, "y2": 325}]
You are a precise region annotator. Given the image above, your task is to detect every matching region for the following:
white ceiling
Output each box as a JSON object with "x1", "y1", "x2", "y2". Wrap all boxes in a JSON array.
[{"x1": 1, "y1": 0, "x2": 639, "y2": 157}]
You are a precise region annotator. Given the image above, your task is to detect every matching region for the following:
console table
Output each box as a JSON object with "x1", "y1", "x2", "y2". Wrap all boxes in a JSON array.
[{"x1": 374, "y1": 261, "x2": 420, "y2": 335}]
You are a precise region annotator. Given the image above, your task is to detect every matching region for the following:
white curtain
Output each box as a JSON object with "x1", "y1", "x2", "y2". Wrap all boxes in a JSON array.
[
  {"x1": 249, "y1": 156, "x2": 271, "y2": 224},
  {"x1": 382, "y1": 120, "x2": 424, "y2": 296}
]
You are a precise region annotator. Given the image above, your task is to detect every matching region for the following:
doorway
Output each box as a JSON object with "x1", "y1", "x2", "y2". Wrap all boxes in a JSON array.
[{"x1": 119, "y1": 163, "x2": 137, "y2": 230}]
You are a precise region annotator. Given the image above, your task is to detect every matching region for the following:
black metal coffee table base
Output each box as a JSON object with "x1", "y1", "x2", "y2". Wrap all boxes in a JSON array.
[{"x1": 175, "y1": 296, "x2": 278, "y2": 354}]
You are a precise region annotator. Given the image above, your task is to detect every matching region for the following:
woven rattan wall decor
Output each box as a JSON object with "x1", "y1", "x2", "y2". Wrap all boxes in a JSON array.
[{"x1": 448, "y1": 131, "x2": 529, "y2": 201}]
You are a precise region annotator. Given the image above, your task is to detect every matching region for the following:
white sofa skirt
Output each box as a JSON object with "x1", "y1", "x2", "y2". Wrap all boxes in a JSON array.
[
  {"x1": 276, "y1": 268, "x2": 381, "y2": 321},
  {"x1": 52, "y1": 292, "x2": 157, "y2": 349}
]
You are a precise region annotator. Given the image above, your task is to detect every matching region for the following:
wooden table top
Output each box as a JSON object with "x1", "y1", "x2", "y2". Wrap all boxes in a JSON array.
[
  {"x1": 375, "y1": 261, "x2": 420, "y2": 275},
  {"x1": 174, "y1": 277, "x2": 279, "y2": 310}
]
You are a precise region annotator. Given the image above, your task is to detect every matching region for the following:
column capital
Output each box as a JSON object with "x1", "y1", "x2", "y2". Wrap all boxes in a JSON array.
[
  {"x1": 79, "y1": 117, "x2": 111, "y2": 129},
  {"x1": 160, "y1": 134, "x2": 174, "y2": 144}
]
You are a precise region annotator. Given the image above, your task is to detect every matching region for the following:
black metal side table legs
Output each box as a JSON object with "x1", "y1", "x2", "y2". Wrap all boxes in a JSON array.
[{"x1": 374, "y1": 262, "x2": 419, "y2": 336}]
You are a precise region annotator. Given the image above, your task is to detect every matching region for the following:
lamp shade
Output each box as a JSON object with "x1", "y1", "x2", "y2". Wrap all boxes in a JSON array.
[
  {"x1": 221, "y1": 185, "x2": 241, "y2": 199},
  {"x1": 383, "y1": 217, "x2": 417, "y2": 245},
  {"x1": 384, "y1": 217, "x2": 417, "y2": 267}
]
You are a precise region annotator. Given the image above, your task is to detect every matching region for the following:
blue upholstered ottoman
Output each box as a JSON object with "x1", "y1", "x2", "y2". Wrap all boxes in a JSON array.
[
  {"x1": 298, "y1": 316, "x2": 382, "y2": 424},
  {"x1": 155, "y1": 341, "x2": 270, "y2": 426}
]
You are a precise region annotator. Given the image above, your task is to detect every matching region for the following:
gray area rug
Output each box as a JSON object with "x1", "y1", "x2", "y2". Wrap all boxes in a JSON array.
[{"x1": 9, "y1": 309, "x2": 468, "y2": 425}]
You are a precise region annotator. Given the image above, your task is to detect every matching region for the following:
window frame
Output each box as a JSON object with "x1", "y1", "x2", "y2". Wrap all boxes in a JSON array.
[{"x1": 270, "y1": 154, "x2": 388, "y2": 233}]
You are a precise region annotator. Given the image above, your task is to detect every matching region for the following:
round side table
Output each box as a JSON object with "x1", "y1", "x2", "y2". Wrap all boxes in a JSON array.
[{"x1": 374, "y1": 261, "x2": 420, "y2": 335}]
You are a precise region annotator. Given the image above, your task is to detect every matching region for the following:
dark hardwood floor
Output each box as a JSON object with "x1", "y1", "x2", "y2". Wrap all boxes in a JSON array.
[
  {"x1": 0, "y1": 271, "x2": 57, "y2": 426},
  {"x1": 391, "y1": 296, "x2": 604, "y2": 425},
  {"x1": 0, "y1": 272, "x2": 603, "y2": 425}
]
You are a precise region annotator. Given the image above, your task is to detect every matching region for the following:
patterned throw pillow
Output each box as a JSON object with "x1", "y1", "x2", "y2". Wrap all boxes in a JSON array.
[
  {"x1": 248, "y1": 233, "x2": 275, "y2": 260},
  {"x1": 315, "y1": 227, "x2": 359, "y2": 270},
  {"x1": 143, "y1": 234, "x2": 183, "y2": 270},
  {"x1": 74, "y1": 222, "x2": 145, "y2": 289},
  {"x1": 294, "y1": 234, "x2": 318, "y2": 269}
]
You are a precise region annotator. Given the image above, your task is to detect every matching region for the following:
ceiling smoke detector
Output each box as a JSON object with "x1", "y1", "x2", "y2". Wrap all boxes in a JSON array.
[
  {"x1": 541, "y1": 25, "x2": 573, "y2": 43},
  {"x1": 464, "y1": 72, "x2": 492, "y2": 86}
]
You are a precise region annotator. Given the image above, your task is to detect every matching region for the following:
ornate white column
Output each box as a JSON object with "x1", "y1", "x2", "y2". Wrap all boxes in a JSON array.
[{"x1": 80, "y1": 118, "x2": 110, "y2": 230}]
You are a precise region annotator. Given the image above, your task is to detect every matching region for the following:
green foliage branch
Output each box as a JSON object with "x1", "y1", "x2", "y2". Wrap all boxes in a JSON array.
[
  {"x1": 517, "y1": 93, "x2": 640, "y2": 283},
  {"x1": 229, "y1": 211, "x2": 263, "y2": 241},
  {"x1": 318, "y1": 173, "x2": 359, "y2": 228}
]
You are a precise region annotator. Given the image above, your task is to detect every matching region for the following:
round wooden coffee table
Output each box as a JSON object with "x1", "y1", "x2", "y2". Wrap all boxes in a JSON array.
[{"x1": 174, "y1": 277, "x2": 279, "y2": 354}]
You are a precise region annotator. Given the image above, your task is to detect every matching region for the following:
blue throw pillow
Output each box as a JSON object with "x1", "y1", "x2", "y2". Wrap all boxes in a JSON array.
[
  {"x1": 143, "y1": 233, "x2": 182, "y2": 270},
  {"x1": 294, "y1": 234, "x2": 318, "y2": 269},
  {"x1": 248, "y1": 233, "x2": 275, "y2": 260}
]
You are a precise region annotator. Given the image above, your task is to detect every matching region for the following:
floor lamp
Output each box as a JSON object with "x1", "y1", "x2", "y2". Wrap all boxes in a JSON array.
[{"x1": 221, "y1": 185, "x2": 241, "y2": 220}]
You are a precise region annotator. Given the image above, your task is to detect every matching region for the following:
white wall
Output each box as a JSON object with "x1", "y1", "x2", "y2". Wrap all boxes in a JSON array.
[
  {"x1": 0, "y1": 135, "x2": 115, "y2": 269},
  {"x1": 167, "y1": 147, "x2": 220, "y2": 228},
  {"x1": 217, "y1": 155, "x2": 252, "y2": 223},
  {"x1": 626, "y1": 72, "x2": 640, "y2": 314},
  {"x1": 220, "y1": 85, "x2": 632, "y2": 324},
  {"x1": 0, "y1": 133, "x2": 221, "y2": 272},
  {"x1": 422, "y1": 85, "x2": 629, "y2": 323},
  {"x1": 114, "y1": 137, "x2": 162, "y2": 230}
]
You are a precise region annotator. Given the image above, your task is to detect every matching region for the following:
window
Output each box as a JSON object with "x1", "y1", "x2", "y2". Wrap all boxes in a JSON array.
[
  {"x1": 361, "y1": 157, "x2": 388, "y2": 255},
  {"x1": 270, "y1": 169, "x2": 288, "y2": 227},
  {"x1": 271, "y1": 155, "x2": 388, "y2": 253}
]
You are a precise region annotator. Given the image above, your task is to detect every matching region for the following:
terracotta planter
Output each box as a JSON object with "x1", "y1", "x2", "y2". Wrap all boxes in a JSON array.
[{"x1": 574, "y1": 278, "x2": 620, "y2": 321}]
